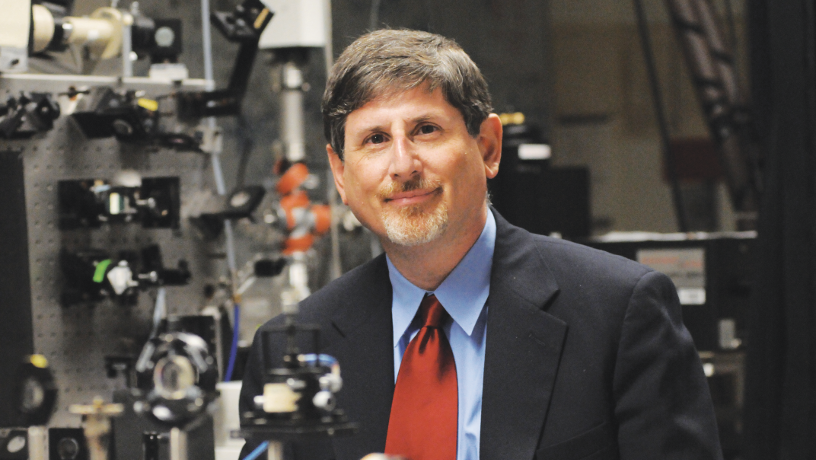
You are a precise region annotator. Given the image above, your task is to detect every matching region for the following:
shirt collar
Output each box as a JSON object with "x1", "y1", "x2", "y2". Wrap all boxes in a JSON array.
[{"x1": 388, "y1": 211, "x2": 496, "y2": 346}]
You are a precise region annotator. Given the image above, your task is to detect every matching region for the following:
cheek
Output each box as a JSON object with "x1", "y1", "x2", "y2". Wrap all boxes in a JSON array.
[
  {"x1": 348, "y1": 158, "x2": 389, "y2": 189},
  {"x1": 343, "y1": 168, "x2": 379, "y2": 206}
]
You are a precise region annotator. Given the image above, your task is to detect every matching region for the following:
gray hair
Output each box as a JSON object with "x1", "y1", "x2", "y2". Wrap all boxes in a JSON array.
[{"x1": 322, "y1": 29, "x2": 493, "y2": 160}]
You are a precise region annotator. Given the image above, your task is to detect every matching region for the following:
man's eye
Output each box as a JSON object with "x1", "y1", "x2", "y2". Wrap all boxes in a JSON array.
[
  {"x1": 418, "y1": 125, "x2": 437, "y2": 135},
  {"x1": 368, "y1": 134, "x2": 386, "y2": 144}
]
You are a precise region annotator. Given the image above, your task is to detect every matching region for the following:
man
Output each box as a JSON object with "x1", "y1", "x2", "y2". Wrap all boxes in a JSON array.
[{"x1": 240, "y1": 29, "x2": 722, "y2": 460}]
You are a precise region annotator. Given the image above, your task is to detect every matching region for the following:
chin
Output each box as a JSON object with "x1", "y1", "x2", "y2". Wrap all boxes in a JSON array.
[{"x1": 382, "y1": 202, "x2": 449, "y2": 247}]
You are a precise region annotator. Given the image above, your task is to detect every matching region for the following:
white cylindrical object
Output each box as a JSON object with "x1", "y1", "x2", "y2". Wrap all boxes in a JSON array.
[
  {"x1": 88, "y1": 7, "x2": 126, "y2": 60},
  {"x1": 213, "y1": 381, "x2": 244, "y2": 447},
  {"x1": 31, "y1": 5, "x2": 55, "y2": 53},
  {"x1": 121, "y1": 20, "x2": 133, "y2": 77},
  {"x1": 169, "y1": 427, "x2": 188, "y2": 460},
  {"x1": 64, "y1": 17, "x2": 114, "y2": 45},
  {"x1": 312, "y1": 390, "x2": 335, "y2": 411},
  {"x1": 27, "y1": 427, "x2": 48, "y2": 460},
  {"x1": 281, "y1": 63, "x2": 305, "y2": 162},
  {"x1": 282, "y1": 90, "x2": 305, "y2": 162},
  {"x1": 289, "y1": 260, "x2": 308, "y2": 291}
]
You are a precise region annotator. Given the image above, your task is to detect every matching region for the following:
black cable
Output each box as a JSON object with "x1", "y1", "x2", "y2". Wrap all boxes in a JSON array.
[{"x1": 632, "y1": 0, "x2": 689, "y2": 232}]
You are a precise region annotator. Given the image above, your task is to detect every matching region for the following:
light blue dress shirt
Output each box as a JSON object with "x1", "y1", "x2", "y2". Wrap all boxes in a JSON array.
[{"x1": 387, "y1": 211, "x2": 496, "y2": 460}]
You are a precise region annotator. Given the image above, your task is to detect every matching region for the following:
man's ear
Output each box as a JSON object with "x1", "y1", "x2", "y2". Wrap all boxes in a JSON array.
[
  {"x1": 479, "y1": 114, "x2": 503, "y2": 179},
  {"x1": 326, "y1": 144, "x2": 348, "y2": 204}
]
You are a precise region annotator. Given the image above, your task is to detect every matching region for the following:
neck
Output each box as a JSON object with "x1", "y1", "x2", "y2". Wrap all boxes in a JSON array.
[{"x1": 383, "y1": 206, "x2": 488, "y2": 291}]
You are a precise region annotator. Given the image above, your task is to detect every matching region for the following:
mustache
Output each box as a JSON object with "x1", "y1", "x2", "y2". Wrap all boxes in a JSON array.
[{"x1": 377, "y1": 177, "x2": 442, "y2": 200}]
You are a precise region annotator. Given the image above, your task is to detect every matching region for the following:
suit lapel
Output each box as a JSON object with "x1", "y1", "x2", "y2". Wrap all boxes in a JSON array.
[
  {"x1": 323, "y1": 256, "x2": 395, "y2": 460},
  {"x1": 481, "y1": 212, "x2": 568, "y2": 460}
]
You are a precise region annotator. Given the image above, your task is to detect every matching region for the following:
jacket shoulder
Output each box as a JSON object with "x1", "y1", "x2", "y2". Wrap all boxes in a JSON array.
[{"x1": 533, "y1": 234, "x2": 653, "y2": 283}]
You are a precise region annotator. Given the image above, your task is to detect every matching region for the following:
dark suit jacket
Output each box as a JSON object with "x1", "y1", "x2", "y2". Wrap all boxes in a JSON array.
[{"x1": 239, "y1": 210, "x2": 723, "y2": 460}]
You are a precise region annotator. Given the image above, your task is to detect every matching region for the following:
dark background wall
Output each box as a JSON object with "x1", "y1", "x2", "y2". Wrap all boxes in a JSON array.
[{"x1": 333, "y1": 0, "x2": 552, "y2": 135}]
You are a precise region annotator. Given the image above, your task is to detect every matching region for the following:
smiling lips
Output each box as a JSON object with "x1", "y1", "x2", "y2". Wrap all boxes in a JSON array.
[{"x1": 384, "y1": 187, "x2": 441, "y2": 207}]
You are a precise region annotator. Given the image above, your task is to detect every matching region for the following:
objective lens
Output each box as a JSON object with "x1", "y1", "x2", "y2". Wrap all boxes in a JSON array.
[
  {"x1": 21, "y1": 377, "x2": 45, "y2": 412},
  {"x1": 57, "y1": 437, "x2": 80, "y2": 460},
  {"x1": 153, "y1": 356, "x2": 195, "y2": 400}
]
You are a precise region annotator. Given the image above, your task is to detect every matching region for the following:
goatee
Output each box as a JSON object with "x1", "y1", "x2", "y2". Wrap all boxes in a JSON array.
[{"x1": 378, "y1": 177, "x2": 448, "y2": 246}]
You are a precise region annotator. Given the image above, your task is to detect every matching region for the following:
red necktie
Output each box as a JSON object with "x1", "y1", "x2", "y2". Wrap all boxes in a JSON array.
[{"x1": 385, "y1": 295, "x2": 458, "y2": 460}]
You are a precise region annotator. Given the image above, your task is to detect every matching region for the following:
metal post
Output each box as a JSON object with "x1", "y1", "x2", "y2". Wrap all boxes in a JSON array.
[
  {"x1": 322, "y1": 0, "x2": 343, "y2": 281},
  {"x1": 143, "y1": 432, "x2": 161, "y2": 460},
  {"x1": 27, "y1": 426, "x2": 48, "y2": 460},
  {"x1": 200, "y1": 0, "x2": 237, "y2": 277},
  {"x1": 281, "y1": 62, "x2": 306, "y2": 163},
  {"x1": 121, "y1": 12, "x2": 133, "y2": 77},
  {"x1": 169, "y1": 427, "x2": 188, "y2": 460},
  {"x1": 267, "y1": 441, "x2": 284, "y2": 460}
]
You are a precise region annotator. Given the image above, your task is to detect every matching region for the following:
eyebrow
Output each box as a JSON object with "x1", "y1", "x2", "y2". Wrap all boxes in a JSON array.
[{"x1": 354, "y1": 114, "x2": 443, "y2": 137}]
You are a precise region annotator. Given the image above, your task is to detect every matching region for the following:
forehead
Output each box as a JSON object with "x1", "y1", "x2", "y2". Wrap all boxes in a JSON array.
[{"x1": 345, "y1": 86, "x2": 462, "y2": 130}]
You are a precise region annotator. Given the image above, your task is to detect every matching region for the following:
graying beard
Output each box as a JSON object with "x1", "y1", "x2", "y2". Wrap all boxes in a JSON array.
[{"x1": 383, "y1": 204, "x2": 449, "y2": 247}]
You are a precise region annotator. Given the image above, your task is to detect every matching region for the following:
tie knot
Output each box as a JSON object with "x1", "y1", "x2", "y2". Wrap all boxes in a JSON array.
[{"x1": 418, "y1": 295, "x2": 447, "y2": 329}]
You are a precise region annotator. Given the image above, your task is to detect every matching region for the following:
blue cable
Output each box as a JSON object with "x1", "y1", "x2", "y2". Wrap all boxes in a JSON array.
[
  {"x1": 241, "y1": 441, "x2": 269, "y2": 460},
  {"x1": 224, "y1": 302, "x2": 240, "y2": 382},
  {"x1": 300, "y1": 354, "x2": 338, "y2": 367}
]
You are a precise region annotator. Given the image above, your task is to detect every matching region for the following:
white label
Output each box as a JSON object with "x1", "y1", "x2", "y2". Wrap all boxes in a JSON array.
[
  {"x1": 518, "y1": 144, "x2": 551, "y2": 160},
  {"x1": 678, "y1": 288, "x2": 706, "y2": 305}
]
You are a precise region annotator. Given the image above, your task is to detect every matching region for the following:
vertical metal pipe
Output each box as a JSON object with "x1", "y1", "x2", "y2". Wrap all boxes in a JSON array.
[
  {"x1": 632, "y1": 0, "x2": 689, "y2": 232},
  {"x1": 323, "y1": 0, "x2": 344, "y2": 280},
  {"x1": 281, "y1": 63, "x2": 306, "y2": 163},
  {"x1": 327, "y1": 168, "x2": 343, "y2": 279},
  {"x1": 200, "y1": 0, "x2": 237, "y2": 275},
  {"x1": 169, "y1": 428, "x2": 188, "y2": 460},
  {"x1": 121, "y1": 16, "x2": 133, "y2": 77},
  {"x1": 267, "y1": 441, "x2": 284, "y2": 460},
  {"x1": 200, "y1": 0, "x2": 215, "y2": 87},
  {"x1": 27, "y1": 427, "x2": 48, "y2": 460}
]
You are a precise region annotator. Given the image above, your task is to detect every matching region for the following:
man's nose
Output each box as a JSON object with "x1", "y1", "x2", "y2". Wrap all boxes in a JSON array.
[{"x1": 388, "y1": 136, "x2": 421, "y2": 180}]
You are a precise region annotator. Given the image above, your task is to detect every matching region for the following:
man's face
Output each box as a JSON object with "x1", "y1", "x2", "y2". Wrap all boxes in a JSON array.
[{"x1": 327, "y1": 86, "x2": 502, "y2": 249}]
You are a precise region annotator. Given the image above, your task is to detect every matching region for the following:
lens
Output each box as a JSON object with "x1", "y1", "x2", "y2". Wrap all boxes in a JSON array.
[
  {"x1": 21, "y1": 377, "x2": 45, "y2": 412},
  {"x1": 57, "y1": 437, "x2": 80, "y2": 460},
  {"x1": 153, "y1": 356, "x2": 195, "y2": 400}
]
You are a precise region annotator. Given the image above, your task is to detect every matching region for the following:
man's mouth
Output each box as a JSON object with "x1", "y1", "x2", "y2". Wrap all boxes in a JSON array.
[
  {"x1": 384, "y1": 188, "x2": 441, "y2": 206},
  {"x1": 378, "y1": 178, "x2": 443, "y2": 206},
  {"x1": 385, "y1": 189, "x2": 438, "y2": 201}
]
